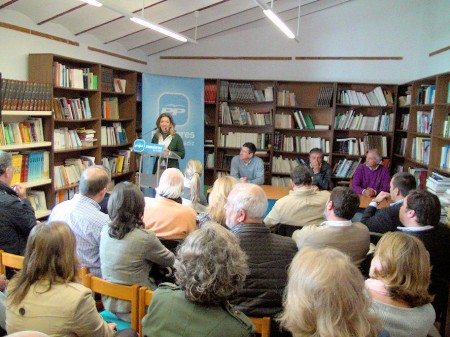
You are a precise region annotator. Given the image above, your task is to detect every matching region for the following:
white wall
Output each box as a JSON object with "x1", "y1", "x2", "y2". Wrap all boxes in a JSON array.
[
  {"x1": 0, "y1": 9, "x2": 148, "y2": 81},
  {"x1": 148, "y1": 0, "x2": 450, "y2": 83}
]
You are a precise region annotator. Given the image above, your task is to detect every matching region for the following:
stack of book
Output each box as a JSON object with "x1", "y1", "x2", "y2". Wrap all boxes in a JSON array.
[{"x1": 76, "y1": 128, "x2": 97, "y2": 147}]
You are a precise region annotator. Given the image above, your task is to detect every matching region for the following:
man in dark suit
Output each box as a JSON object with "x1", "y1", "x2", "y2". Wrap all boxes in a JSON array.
[{"x1": 361, "y1": 172, "x2": 416, "y2": 233}]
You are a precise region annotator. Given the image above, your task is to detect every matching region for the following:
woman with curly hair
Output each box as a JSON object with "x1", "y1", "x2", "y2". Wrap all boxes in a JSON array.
[
  {"x1": 196, "y1": 175, "x2": 238, "y2": 227},
  {"x1": 279, "y1": 247, "x2": 388, "y2": 337},
  {"x1": 142, "y1": 222, "x2": 254, "y2": 337},
  {"x1": 100, "y1": 182, "x2": 175, "y2": 322},
  {"x1": 366, "y1": 232, "x2": 436, "y2": 337}
]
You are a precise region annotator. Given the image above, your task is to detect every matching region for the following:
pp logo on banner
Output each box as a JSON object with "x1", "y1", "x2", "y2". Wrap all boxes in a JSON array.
[{"x1": 158, "y1": 93, "x2": 190, "y2": 126}]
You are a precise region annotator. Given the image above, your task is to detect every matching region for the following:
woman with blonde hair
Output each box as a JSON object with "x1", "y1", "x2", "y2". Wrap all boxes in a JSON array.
[
  {"x1": 196, "y1": 175, "x2": 238, "y2": 227},
  {"x1": 366, "y1": 232, "x2": 436, "y2": 337},
  {"x1": 181, "y1": 159, "x2": 208, "y2": 213},
  {"x1": 280, "y1": 247, "x2": 387, "y2": 337},
  {"x1": 6, "y1": 221, "x2": 136, "y2": 336}
]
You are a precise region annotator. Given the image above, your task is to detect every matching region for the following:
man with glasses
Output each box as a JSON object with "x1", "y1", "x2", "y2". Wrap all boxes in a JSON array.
[
  {"x1": 0, "y1": 150, "x2": 36, "y2": 255},
  {"x1": 230, "y1": 142, "x2": 264, "y2": 185}
]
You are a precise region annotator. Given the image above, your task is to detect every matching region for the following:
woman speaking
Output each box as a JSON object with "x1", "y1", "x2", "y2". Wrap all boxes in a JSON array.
[{"x1": 152, "y1": 113, "x2": 185, "y2": 174}]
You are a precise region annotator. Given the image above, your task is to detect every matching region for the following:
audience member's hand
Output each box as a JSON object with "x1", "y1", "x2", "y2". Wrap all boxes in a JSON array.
[
  {"x1": 12, "y1": 183, "x2": 27, "y2": 199},
  {"x1": 240, "y1": 177, "x2": 248, "y2": 183},
  {"x1": 0, "y1": 274, "x2": 8, "y2": 292},
  {"x1": 374, "y1": 191, "x2": 390, "y2": 203},
  {"x1": 108, "y1": 323, "x2": 117, "y2": 331},
  {"x1": 364, "y1": 188, "x2": 376, "y2": 197}
]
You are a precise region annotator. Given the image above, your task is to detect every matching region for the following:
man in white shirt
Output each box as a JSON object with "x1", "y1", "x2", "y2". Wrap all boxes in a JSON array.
[
  {"x1": 49, "y1": 165, "x2": 110, "y2": 277},
  {"x1": 292, "y1": 186, "x2": 370, "y2": 266}
]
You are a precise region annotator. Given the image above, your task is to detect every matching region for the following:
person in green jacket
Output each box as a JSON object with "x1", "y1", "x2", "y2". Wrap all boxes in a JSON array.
[
  {"x1": 151, "y1": 113, "x2": 185, "y2": 174},
  {"x1": 142, "y1": 222, "x2": 255, "y2": 337}
]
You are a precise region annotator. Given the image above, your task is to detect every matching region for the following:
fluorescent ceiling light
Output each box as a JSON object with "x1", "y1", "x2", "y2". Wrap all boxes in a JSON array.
[
  {"x1": 80, "y1": 0, "x2": 102, "y2": 7},
  {"x1": 263, "y1": 9, "x2": 295, "y2": 39},
  {"x1": 130, "y1": 17, "x2": 188, "y2": 43}
]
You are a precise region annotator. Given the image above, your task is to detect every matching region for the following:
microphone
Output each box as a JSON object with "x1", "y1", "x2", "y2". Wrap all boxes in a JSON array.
[{"x1": 139, "y1": 127, "x2": 158, "y2": 139}]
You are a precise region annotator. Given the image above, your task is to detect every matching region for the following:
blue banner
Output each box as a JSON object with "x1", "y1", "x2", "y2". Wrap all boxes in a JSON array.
[{"x1": 142, "y1": 74, "x2": 204, "y2": 176}]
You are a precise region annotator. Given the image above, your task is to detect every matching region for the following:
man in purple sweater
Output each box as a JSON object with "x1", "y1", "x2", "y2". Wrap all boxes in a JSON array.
[{"x1": 352, "y1": 149, "x2": 391, "y2": 197}]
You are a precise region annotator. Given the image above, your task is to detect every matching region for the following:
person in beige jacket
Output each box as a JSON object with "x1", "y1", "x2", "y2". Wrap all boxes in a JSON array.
[
  {"x1": 6, "y1": 221, "x2": 136, "y2": 337},
  {"x1": 292, "y1": 186, "x2": 370, "y2": 267}
]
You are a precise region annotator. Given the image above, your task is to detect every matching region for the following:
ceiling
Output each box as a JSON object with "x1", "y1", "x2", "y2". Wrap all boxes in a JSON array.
[{"x1": 0, "y1": 0, "x2": 351, "y2": 57}]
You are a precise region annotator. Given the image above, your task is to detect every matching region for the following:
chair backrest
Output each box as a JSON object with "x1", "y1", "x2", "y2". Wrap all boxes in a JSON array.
[
  {"x1": 249, "y1": 316, "x2": 271, "y2": 337},
  {"x1": 0, "y1": 250, "x2": 24, "y2": 274},
  {"x1": 77, "y1": 266, "x2": 89, "y2": 280},
  {"x1": 82, "y1": 274, "x2": 140, "y2": 331},
  {"x1": 138, "y1": 287, "x2": 154, "y2": 337}
]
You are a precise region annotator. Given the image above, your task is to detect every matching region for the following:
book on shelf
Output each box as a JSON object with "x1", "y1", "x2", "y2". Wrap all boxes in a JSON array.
[
  {"x1": 55, "y1": 186, "x2": 78, "y2": 204},
  {"x1": 408, "y1": 167, "x2": 427, "y2": 190},
  {"x1": 416, "y1": 109, "x2": 434, "y2": 134},
  {"x1": 102, "y1": 97, "x2": 120, "y2": 119},
  {"x1": 426, "y1": 171, "x2": 450, "y2": 194},
  {"x1": 101, "y1": 67, "x2": 114, "y2": 92},
  {"x1": 0, "y1": 118, "x2": 45, "y2": 146},
  {"x1": 102, "y1": 149, "x2": 131, "y2": 175},
  {"x1": 264, "y1": 87, "x2": 274, "y2": 102},
  {"x1": 1, "y1": 79, "x2": 52, "y2": 111},
  {"x1": 272, "y1": 156, "x2": 298, "y2": 174},
  {"x1": 227, "y1": 82, "x2": 259, "y2": 102},
  {"x1": 333, "y1": 158, "x2": 362, "y2": 178},
  {"x1": 53, "y1": 97, "x2": 92, "y2": 120},
  {"x1": 76, "y1": 128, "x2": 97, "y2": 148},
  {"x1": 27, "y1": 190, "x2": 48, "y2": 212},
  {"x1": 275, "y1": 113, "x2": 294, "y2": 129},
  {"x1": 440, "y1": 145, "x2": 450, "y2": 169},
  {"x1": 400, "y1": 113, "x2": 409, "y2": 131},
  {"x1": 411, "y1": 137, "x2": 431, "y2": 164},
  {"x1": 219, "y1": 129, "x2": 271, "y2": 150},
  {"x1": 363, "y1": 135, "x2": 388, "y2": 157},
  {"x1": 53, "y1": 62, "x2": 97, "y2": 90},
  {"x1": 220, "y1": 103, "x2": 272, "y2": 126},
  {"x1": 317, "y1": 87, "x2": 334, "y2": 107},
  {"x1": 204, "y1": 82, "x2": 217, "y2": 103},
  {"x1": 54, "y1": 127, "x2": 82, "y2": 150},
  {"x1": 273, "y1": 134, "x2": 329, "y2": 153},
  {"x1": 271, "y1": 176, "x2": 291, "y2": 187},
  {"x1": 334, "y1": 138, "x2": 365, "y2": 156},
  {"x1": 443, "y1": 115, "x2": 450, "y2": 137},
  {"x1": 337, "y1": 86, "x2": 393, "y2": 106},
  {"x1": 10, "y1": 150, "x2": 50, "y2": 184},
  {"x1": 398, "y1": 138, "x2": 407, "y2": 156},
  {"x1": 277, "y1": 90, "x2": 297, "y2": 107},
  {"x1": 113, "y1": 78, "x2": 127, "y2": 93},
  {"x1": 334, "y1": 110, "x2": 393, "y2": 132},
  {"x1": 101, "y1": 122, "x2": 128, "y2": 145},
  {"x1": 416, "y1": 85, "x2": 436, "y2": 105}
]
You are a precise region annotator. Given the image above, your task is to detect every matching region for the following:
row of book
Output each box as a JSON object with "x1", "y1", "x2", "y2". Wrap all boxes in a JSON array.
[
  {"x1": 399, "y1": 113, "x2": 409, "y2": 130},
  {"x1": 333, "y1": 136, "x2": 388, "y2": 157},
  {"x1": 398, "y1": 138, "x2": 407, "y2": 157},
  {"x1": 277, "y1": 90, "x2": 297, "y2": 107},
  {"x1": 443, "y1": 115, "x2": 450, "y2": 138},
  {"x1": 204, "y1": 151, "x2": 214, "y2": 169},
  {"x1": 272, "y1": 156, "x2": 302, "y2": 174},
  {"x1": 53, "y1": 156, "x2": 95, "y2": 189},
  {"x1": 1, "y1": 79, "x2": 52, "y2": 111},
  {"x1": 10, "y1": 151, "x2": 50, "y2": 185},
  {"x1": 334, "y1": 111, "x2": 394, "y2": 132},
  {"x1": 53, "y1": 97, "x2": 92, "y2": 120},
  {"x1": 0, "y1": 118, "x2": 45, "y2": 146},
  {"x1": 101, "y1": 123, "x2": 128, "y2": 146},
  {"x1": 102, "y1": 97, "x2": 120, "y2": 119},
  {"x1": 101, "y1": 149, "x2": 132, "y2": 175},
  {"x1": 332, "y1": 158, "x2": 362, "y2": 178},
  {"x1": 271, "y1": 176, "x2": 291, "y2": 187},
  {"x1": 220, "y1": 102, "x2": 272, "y2": 126},
  {"x1": 275, "y1": 110, "x2": 328, "y2": 130},
  {"x1": 411, "y1": 137, "x2": 430, "y2": 164},
  {"x1": 219, "y1": 81, "x2": 273, "y2": 102},
  {"x1": 54, "y1": 128, "x2": 97, "y2": 150},
  {"x1": 55, "y1": 186, "x2": 78, "y2": 204},
  {"x1": 316, "y1": 87, "x2": 334, "y2": 107},
  {"x1": 408, "y1": 167, "x2": 427, "y2": 190},
  {"x1": 416, "y1": 85, "x2": 435, "y2": 105},
  {"x1": 439, "y1": 146, "x2": 450, "y2": 170},
  {"x1": 416, "y1": 110, "x2": 434, "y2": 134},
  {"x1": 54, "y1": 62, "x2": 97, "y2": 90},
  {"x1": 218, "y1": 130, "x2": 271, "y2": 150},
  {"x1": 363, "y1": 135, "x2": 388, "y2": 157},
  {"x1": 273, "y1": 134, "x2": 330, "y2": 154},
  {"x1": 204, "y1": 83, "x2": 217, "y2": 103},
  {"x1": 337, "y1": 86, "x2": 394, "y2": 106}
]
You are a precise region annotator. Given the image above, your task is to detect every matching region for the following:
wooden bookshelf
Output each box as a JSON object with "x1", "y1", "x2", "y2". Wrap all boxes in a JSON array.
[{"x1": 28, "y1": 54, "x2": 137, "y2": 206}]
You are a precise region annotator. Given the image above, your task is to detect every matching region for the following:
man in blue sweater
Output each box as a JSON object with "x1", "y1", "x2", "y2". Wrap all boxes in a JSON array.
[{"x1": 230, "y1": 142, "x2": 264, "y2": 185}]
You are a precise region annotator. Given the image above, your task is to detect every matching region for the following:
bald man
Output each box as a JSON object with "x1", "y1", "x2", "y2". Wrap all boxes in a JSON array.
[{"x1": 49, "y1": 165, "x2": 111, "y2": 277}]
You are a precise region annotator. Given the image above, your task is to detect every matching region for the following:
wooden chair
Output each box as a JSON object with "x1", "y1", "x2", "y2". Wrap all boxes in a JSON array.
[
  {"x1": 138, "y1": 287, "x2": 154, "y2": 337},
  {"x1": 82, "y1": 274, "x2": 140, "y2": 332},
  {"x1": 0, "y1": 250, "x2": 24, "y2": 274},
  {"x1": 249, "y1": 316, "x2": 271, "y2": 337}
]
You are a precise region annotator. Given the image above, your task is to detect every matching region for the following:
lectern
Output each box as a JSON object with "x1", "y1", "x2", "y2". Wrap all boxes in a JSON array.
[{"x1": 133, "y1": 139, "x2": 180, "y2": 190}]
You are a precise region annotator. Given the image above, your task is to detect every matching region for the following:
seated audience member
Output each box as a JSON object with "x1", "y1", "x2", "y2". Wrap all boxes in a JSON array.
[
  {"x1": 225, "y1": 183, "x2": 297, "y2": 336},
  {"x1": 141, "y1": 222, "x2": 254, "y2": 337},
  {"x1": 352, "y1": 148, "x2": 391, "y2": 197},
  {"x1": 304, "y1": 148, "x2": 332, "y2": 190},
  {"x1": 100, "y1": 182, "x2": 175, "y2": 322},
  {"x1": 196, "y1": 176, "x2": 238, "y2": 227},
  {"x1": 0, "y1": 150, "x2": 36, "y2": 256},
  {"x1": 280, "y1": 247, "x2": 389, "y2": 337},
  {"x1": 230, "y1": 142, "x2": 264, "y2": 185},
  {"x1": 398, "y1": 189, "x2": 450, "y2": 280},
  {"x1": 6, "y1": 221, "x2": 136, "y2": 337},
  {"x1": 264, "y1": 165, "x2": 329, "y2": 230},
  {"x1": 48, "y1": 165, "x2": 111, "y2": 277},
  {"x1": 143, "y1": 168, "x2": 197, "y2": 240},
  {"x1": 181, "y1": 159, "x2": 208, "y2": 213},
  {"x1": 292, "y1": 186, "x2": 370, "y2": 266},
  {"x1": 361, "y1": 172, "x2": 416, "y2": 233},
  {"x1": 366, "y1": 232, "x2": 436, "y2": 337}
]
